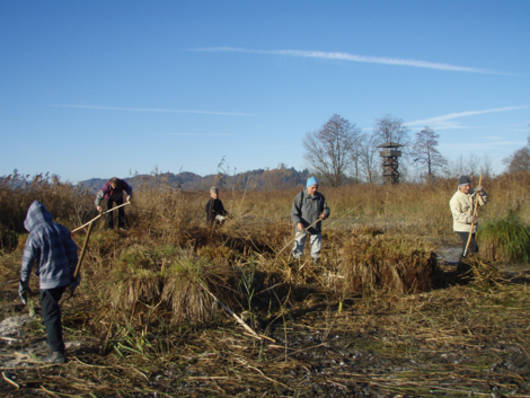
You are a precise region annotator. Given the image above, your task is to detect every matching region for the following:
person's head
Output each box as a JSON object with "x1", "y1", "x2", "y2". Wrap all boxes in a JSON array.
[
  {"x1": 109, "y1": 177, "x2": 119, "y2": 189},
  {"x1": 458, "y1": 175, "x2": 471, "y2": 194},
  {"x1": 306, "y1": 176, "x2": 319, "y2": 196},
  {"x1": 210, "y1": 186, "x2": 219, "y2": 199}
]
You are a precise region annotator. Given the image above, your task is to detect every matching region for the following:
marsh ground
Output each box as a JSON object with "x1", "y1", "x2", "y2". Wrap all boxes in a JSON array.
[
  {"x1": 1, "y1": 242, "x2": 528, "y2": 398},
  {"x1": 1, "y1": 174, "x2": 528, "y2": 397}
]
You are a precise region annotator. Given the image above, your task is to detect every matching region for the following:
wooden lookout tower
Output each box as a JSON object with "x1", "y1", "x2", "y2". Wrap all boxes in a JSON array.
[{"x1": 377, "y1": 142, "x2": 403, "y2": 184}]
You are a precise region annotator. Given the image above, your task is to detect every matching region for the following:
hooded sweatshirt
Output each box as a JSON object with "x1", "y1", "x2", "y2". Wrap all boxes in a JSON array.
[{"x1": 20, "y1": 201, "x2": 78, "y2": 289}]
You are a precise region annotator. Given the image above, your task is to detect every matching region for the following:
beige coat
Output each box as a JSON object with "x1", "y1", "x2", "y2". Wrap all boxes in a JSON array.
[{"x1": 449, "y1": 189, "x2": 488, "y2": 232}]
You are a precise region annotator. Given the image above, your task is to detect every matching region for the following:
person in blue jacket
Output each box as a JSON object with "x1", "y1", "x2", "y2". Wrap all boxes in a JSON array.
[{"x1": 19, "y1": 201, "x2": 79, "y2": 364}]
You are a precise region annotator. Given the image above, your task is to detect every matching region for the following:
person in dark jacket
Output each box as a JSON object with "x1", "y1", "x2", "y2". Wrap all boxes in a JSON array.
[
  {"x1": 290, "y1": 176, "x2": 330, "y2": 262},
  {"x1": 95, "y1": 177, "x2": 133, "y2": 229},
  {"x1": 205, "y1": 186, "x2": 228, "y2": 225},
  {"x1": 19, "y1": 201, "x2": 79, "y2": 364}
]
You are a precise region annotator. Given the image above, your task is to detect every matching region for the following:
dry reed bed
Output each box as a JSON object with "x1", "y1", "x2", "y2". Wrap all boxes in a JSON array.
[
  {"x1": 66, "y1": 221, "x2": 436, "y2": 335},
  {"x1": 0, "y1": 172, "x2": 528, "y2": 396},
  {"x1": 1, "y1": 276, "x2": 527, "y2": 397}
]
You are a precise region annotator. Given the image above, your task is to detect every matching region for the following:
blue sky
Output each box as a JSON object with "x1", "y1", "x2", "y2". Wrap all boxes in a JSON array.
[{"x1": 1, "y1": 0, "x2": 529, "y2": 183}]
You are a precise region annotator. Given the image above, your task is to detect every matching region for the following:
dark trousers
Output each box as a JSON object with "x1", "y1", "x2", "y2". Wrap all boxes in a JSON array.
[
  {"x1": 106, "y1": 196, "x2": 125, "y2": 228},
  {"x1": 40, "y1": 286, "x2": 66, "y2": 353},
  {"x1": 457, "y1": 231, "x2": 478, "y2": 256}
]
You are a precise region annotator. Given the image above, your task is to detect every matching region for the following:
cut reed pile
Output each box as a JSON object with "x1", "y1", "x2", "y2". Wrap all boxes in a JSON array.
[
  {"x1": 337, "y1": 228, "x2": 437, "y2": 297},
  {"x1": 105, "y1": 244, "x2": 241, "y2": 327},
  {"x1": 2, "y1": 272, "x2": 527, "y2": 397}
]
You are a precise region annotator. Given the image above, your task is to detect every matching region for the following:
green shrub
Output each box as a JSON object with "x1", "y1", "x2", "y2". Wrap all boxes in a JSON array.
[{"x1": 479, "y1": 211, "x2": 529, "y2": 264}]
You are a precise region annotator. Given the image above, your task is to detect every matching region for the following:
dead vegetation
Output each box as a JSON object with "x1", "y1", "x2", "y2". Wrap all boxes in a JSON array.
[{"x1": 0, "y1": 171, "x2": 528, "y2": 397}]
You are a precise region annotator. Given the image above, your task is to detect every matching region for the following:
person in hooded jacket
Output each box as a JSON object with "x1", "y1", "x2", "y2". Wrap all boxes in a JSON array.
[
  {"x1": 19, "y1": 200, "x2": 79, "y2": 364},
  {"x1": 291, "y1": 176, "x2": 330, "y2": 262}
]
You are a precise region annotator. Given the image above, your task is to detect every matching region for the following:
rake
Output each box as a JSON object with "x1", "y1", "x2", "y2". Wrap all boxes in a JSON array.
[{"x1": 463, "y1": 175, "x2": 483, "y2": 257}]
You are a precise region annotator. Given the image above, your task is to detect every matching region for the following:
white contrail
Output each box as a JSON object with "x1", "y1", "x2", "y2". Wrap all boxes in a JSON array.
[
  {"x1": 191, "y1": 46, "x2": 502, "y2": 74},
  {"x1": 405, "y1": 106, "x2": 529, "y2": 129},
  {"x1": 53, "y1": 104, "x2": 254, "y2": 117}
]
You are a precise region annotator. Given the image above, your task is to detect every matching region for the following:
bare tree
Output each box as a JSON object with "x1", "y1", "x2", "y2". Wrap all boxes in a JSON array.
[
  {"x1": 304, "y1": 114, "x2": 360, "y2": 187},
  {"x1": 503, "y1": 136, "x2": 530, "y2": 173},
  {"x1": 410, "y1": 127, "x2": 447, "y2": 180},
  {"x1": 358, "y1": 133, "x2": 379, "y2": 183},
  {"x1": 447, "y1": 154, "x2": 481, "y2": 178},
  {"x1": 373, "y1": 115, "x2": 410, "y2": 148}
]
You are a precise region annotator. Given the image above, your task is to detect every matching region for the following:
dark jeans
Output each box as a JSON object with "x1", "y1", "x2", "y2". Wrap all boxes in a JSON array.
[
  {"x1": 106, "y1": 196, "x2": 125, "y2": 228},
  {"x1": 40, "y1": 286, "x2": 66, "y2": 353},
  {"x1": 457, "y1": 231, "x2": 478, "y2": 256}
]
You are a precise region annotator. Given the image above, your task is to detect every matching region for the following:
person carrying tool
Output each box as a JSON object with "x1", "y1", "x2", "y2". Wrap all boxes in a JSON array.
[
  {"x1": 18, "y1": 200, "x2": 79, "y2": 364},
  {"x1": 95, "y1": 177, "x2": 133, "y2": 230},
  {"x1": 205, "y1": 186, "x2": 228, "y2": 225},
  {"x1": 291, "y1": 176, "x2": 330, "y2": 262},
  {"x1": 449, "y1": 175, "x2": 488, "y2": 257}
]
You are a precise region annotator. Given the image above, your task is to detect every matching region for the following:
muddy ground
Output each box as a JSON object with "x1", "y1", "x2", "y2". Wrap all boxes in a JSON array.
[{"x1": 1, "y1": 249, "x2": 529, "y2": 397}]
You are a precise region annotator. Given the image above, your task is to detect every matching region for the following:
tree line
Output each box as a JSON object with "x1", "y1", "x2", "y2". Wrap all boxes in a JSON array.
[{"x1": 303, "y1": 114, "x2": 529, "y2": 186}]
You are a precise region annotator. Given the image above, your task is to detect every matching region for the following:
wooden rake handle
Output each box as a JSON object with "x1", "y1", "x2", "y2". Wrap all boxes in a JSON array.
[
  {"x1": 463, "y1": 174, "x2": 483, "y2": 257},
  {"x1": 71, "y1": 202, "x2": 130, "y2": 233},
  {"x1": 275, "y1": 217, "x2": 322, "y2": 258},
  {"x1": 73, "y1": 220, "x2": 94, "y2": 280}
]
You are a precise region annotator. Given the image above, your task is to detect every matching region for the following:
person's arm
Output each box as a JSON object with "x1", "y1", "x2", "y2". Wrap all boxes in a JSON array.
[
  {"x1": 95, "y1": 183, "x2": 109, "y2": 211},
  {"x1": 475, "y1": 188, "x2": 488, "y2": 207},
  {"x1": 205, "y1": 199, "x2": 213, "y2": 222},
  {"x1": 320, "y1": 195, "x2": 330, "y2": 219},
  {"x1": 62, "y1": 226, "x2": 80, "y2": 287},
  {"x1": 123, "y1": 180, "x2": 133, "y2": 201},
  {"x1": 219, "y1": 200, "x2": 228, "y2": 216},
  {"x1": 62, "y1": 226, "x2": 78, "y2": 270},
  {"x1": 95, "y1": 190, "x2": 104, "y2": 206},
  {"x1": 20, "y1": 234, "x2": 38, "y2": 284}
]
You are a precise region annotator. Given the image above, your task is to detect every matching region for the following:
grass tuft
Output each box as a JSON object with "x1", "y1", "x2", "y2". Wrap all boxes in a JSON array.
[{"x1": 479, "y1": 210, "x2": 530, "y2": 264}]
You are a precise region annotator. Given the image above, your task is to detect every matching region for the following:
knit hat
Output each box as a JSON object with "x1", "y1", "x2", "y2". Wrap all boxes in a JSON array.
[
  {"x1": 306, "y1": 176, "x2": 318, "y2": 188},
  {"x1": 458, "y1": 175, "x2": 471, "y2": 186}
]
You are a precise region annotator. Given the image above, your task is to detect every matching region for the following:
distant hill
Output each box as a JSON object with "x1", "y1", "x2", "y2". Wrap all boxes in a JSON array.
[{"x1": 77, "y1": 167, "x2": 311, "y2": 192}]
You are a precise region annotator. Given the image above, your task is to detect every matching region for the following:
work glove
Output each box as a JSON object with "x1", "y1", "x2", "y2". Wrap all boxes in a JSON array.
[
  {"x1": 18, "y1": 280, "x2": 30, "y2": 305},
  {"x1": 474, "y1": 185, "x2": 484, "y2": 194},
  {"x1": 466, "y1": 215, "x2": 478, "y2": 224}
]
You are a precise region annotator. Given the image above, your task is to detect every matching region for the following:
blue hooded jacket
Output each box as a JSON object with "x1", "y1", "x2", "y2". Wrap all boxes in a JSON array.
[{"x1": 20, "y1": 201, "x2": 78, "y2": 289}]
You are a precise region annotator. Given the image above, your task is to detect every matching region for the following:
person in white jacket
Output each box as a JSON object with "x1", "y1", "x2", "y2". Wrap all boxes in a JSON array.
[{"x1": 449, "y1": 175, "x2": 488, "y2": 257}]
